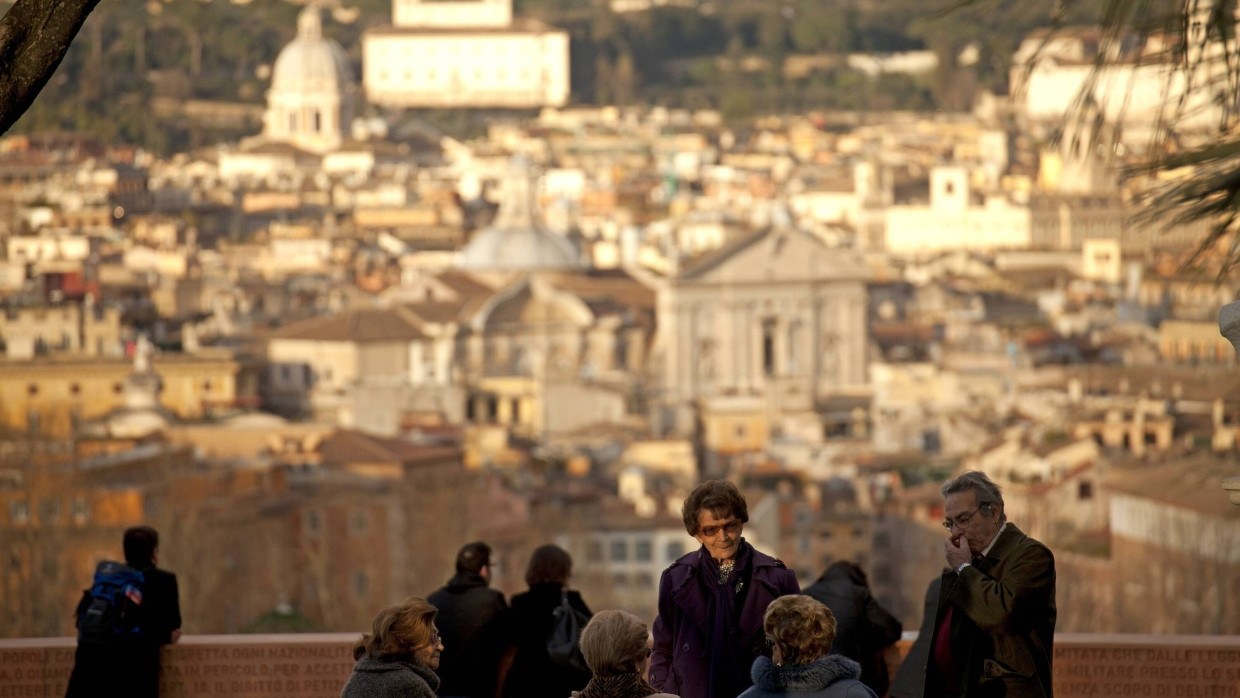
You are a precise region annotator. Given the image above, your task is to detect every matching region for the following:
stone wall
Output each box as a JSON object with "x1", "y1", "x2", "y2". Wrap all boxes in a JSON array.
[{"x1": 2, "y1": 632, "x2": 1239, "y2": 698}]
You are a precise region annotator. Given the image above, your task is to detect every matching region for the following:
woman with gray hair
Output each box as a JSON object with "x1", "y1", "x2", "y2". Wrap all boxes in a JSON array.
[{"x1": 572, "y1": 610, "x2": 678, "y2": 698}]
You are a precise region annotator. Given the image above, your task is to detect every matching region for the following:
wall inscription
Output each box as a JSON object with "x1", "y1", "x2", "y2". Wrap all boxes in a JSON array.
[
  {"x1": 1053, "y1": 644, "x2": 1240, "y2": 698},
  {"x1": 3, "y1": 635, "x2": 1239, "y2": 698},
  {"x1": 0, "y1": 636, "x2": 356, "y2": 698}
]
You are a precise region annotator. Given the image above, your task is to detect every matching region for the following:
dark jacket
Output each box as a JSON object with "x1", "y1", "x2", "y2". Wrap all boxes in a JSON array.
[
  {"x1": 340, "y1": 656, "x2": 440, "y2": 698},
  {"x1": 428, "y1": 572, "x2": 512, "y2": 698},
  {"x1": 737, "y1": 655, "x2": 879, "y2": 698},
  {"x1": 804, "y1": 562, "x2": 902, "y2": 695},
  {"x1": 925, "y1": 524, "x2": 1056, "y2": 698},
  {"x1": 66, "y1": 565, "x2": 181, "y2": 698},
  {"x1": 501, "y1": 583, "x2": 591, "y2": 698},
  {"x1": 649, "y1": 540, "x2": 801, "y2": 698},
  {"x1": 135, "y1": 566, "x2": 181, "y2": 646},
  {"x1": 890, "y1": 575, "x2": 943, "y2": 698}
]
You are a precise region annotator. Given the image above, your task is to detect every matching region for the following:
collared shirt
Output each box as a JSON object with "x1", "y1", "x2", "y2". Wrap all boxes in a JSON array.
[{"x1": 980, "y1": 522, "x2": 1009, "y2": 558}]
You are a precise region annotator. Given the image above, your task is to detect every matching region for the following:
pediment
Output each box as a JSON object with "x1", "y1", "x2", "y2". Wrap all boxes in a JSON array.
[{"x1": 678, "y1": 228, "x2": 866, "y2": 286}]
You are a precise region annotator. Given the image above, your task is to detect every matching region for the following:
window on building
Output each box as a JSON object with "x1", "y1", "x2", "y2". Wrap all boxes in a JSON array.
[
  {"x1": 10, "y1": 500, "x2": 29, "y2": 525},
  {"x1": 635, "y1": 539, "x2": 652, "y2": 562},
  {"x1": 72, "y1": 497, "x2": 89, "y2": 524},
  {"x1": 1078, "y1": 481, "x2": 1093, "y2": 500},
  {"x1": 610, "y1": 540, "x2": 628, "y2": 562},
  {"x1": 354, "y1": 572, "x2": 368, "y2": 599},
  {"x1": 587, "y1": 540, "x2": 603, "y2": 563},
  {"x1": 762, "y1": 318, "x2": 776, "y2": 376},
  {"x1": 350, "y1": 510, "x2": 370, "y2": 536},
  {"x1": 303, "y1": 509, "x2": 324, "y2": 537},
  {"x1": 665, "y1": 541, "x2": 685, "y2": 561}
]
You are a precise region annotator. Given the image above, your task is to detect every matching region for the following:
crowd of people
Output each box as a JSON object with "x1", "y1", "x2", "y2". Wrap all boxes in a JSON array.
[{"x1": 69, "y1": 472, "x2": 1057, "y2": 698}]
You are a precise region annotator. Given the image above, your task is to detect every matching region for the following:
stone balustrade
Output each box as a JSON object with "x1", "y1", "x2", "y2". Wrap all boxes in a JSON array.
[{"x1": 3, "y1": 632, "x2": 1239, "y2": 697}]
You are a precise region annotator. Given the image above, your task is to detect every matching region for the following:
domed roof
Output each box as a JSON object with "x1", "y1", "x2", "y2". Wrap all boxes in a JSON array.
[
  {"x1": 458, "y1": 156, "x2": 584, "y2": 272},
  {"x1": 271, "y1": 8, "x2": 351, "y2": 95}
]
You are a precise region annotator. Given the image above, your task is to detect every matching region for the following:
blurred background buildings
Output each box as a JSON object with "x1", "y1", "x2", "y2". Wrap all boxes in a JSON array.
[{"x1": 0, "y1": 0, "x2": 1237, "y2": 641}]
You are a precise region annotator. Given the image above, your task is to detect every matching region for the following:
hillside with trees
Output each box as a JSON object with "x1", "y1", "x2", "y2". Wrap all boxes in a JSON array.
[{"x1": 6, "y1": 0, "x2": 1099, "y2": 152}]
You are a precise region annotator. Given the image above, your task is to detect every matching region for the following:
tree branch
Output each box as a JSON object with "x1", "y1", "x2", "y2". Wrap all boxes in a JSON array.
[{"x1": 0, "y1": 0, "x2": 103, "y2": 135}]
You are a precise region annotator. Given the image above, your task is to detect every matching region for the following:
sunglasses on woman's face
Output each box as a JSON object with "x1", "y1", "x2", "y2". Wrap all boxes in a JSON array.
[{"x1": 699, "y1": 520, "x2": 742, "y2": 538}]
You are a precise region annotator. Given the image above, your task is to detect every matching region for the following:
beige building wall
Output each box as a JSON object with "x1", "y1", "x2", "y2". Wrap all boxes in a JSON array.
[
  {"x1": 363, "y1": 30, "x2": 569, "y2": 108},
  {"x1": 0, "y1": 355, "x2": 251, "y2": 437}
]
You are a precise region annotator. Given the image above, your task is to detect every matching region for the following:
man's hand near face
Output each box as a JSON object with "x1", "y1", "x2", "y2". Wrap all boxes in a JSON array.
[{"x1": 944, "y1": 534, "x2": 972, "y2": 570}]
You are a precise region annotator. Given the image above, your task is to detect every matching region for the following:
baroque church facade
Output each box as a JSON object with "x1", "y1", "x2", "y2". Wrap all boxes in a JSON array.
[{"x1": 658, "y1": 227, "x2": 869, "y2": 436}]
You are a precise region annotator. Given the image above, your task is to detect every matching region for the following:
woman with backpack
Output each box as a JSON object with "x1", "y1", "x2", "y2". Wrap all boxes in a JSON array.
[{"x1": 502, "y1": 544, "x2": 592, "y2": 698}]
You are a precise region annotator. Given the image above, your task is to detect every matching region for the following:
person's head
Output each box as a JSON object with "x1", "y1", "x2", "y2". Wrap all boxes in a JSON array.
[
  {"x1": 352, "y1": 596, "x2": 443, "y2": 670},
  {"x1": 123, "y1": 526, "x2": 159, "y2": 568},
  {"x1": 764, "y1": 595, "x2": 837, "y2": 668},
  {"x1": 524, "y1": 544, "x2": 572, "y2": 587},
  {"x1": 455, "y1": 541, "x2": 492, "y2": 580},
  {"x1": 682, "y1": 480, "x2": 748, "y2": 563},
  {"x1": 818, "y1": 560, "x2": 869, "y2": 588},
  {"x1": 941, "y1": 470, "x2": 1006, "y2": 555},
  {"x1": 578, "y1": 610, "x2": 652, "y2": 677}
]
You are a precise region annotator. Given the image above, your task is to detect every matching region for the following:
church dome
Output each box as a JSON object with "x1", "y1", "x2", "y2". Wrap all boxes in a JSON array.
[
  {"x1": 458, "y1": 156, "x2": 584, "y2": 272},
  {"x1": 271, "y1": 8, "x2": 352, "y2": 96}
]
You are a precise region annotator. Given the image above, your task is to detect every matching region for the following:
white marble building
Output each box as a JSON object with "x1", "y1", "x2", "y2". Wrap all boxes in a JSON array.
[
  {"x1": 884, "y1": 166, "x2": 1031, "y2": 253},
  {"x1": 363, "y1": 0, "x2": 569, "y2": 108}
]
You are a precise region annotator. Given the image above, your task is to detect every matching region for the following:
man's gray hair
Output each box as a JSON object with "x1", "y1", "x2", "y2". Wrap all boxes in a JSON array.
[{"x1": 941, "y1": 470, "x2": 1007, "y2": 522}]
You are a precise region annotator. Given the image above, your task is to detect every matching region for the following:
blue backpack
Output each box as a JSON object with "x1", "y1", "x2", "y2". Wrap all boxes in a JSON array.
[{"x1": 75, "y1": 560, "x2": 145, "y2": 642}]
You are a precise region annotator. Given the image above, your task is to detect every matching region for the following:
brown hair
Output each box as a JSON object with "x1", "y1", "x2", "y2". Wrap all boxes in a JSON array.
[
  {"x1": 579, "y1": 610, "x2": 649, "y2": 677},
  {"x1": 524, "y1": 544, "x2": 572, "y2": 586},
  {"x1": 681, "y1": 480, "x2": 749, "y2": 535},
  {"x1": 764, "y1": 595, "x2": 836, "y2": 667},
  {"x1": 352, "y1": 596, "x2": 438, "y2": 661}
]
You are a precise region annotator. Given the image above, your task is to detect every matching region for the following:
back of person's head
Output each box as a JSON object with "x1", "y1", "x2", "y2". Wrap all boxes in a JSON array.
[
  {"x1": 455, "y1": 541, "x2": 491, "y2": 575},
  {"x1": 819, "y1": 560, "x2": 869, "y2": 588},
  {"x1": 123, "y1": 526, "x2": 159, "y2": 568},
  {"x1": 524, "y1": 543, "x2": 572, "y2": 587},
  {"x1": 579, "y1": 610, "x2": 650, "y2": 677},
  {"x1": 353, "y1": 596, "x2": 438, "y2": 661},
  {"x1": 764, "y1": 595, "x2": 837, "y2": 667}
]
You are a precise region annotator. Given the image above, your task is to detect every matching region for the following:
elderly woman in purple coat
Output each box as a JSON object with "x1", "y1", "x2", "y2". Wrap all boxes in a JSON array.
[{"x1": 649, "y1": 480, "x2": 801, "y2": 698}]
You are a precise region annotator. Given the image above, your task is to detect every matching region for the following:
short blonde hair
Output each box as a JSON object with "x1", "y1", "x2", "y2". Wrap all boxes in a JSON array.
[
  {"x1": 764, "y1": 595, "x2": 836, "y2": 667},
  {"x1": 578, "y1": 610, "x2": 649, "y2": 677},
  {"x1": 353, "y1": 596, "x2": 438, "y2": 661}
]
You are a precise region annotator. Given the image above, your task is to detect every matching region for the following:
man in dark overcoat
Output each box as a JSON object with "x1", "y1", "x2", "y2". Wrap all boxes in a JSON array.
[{"x1": 925, "y1": 471, "x2": 1056, "y2": 698}]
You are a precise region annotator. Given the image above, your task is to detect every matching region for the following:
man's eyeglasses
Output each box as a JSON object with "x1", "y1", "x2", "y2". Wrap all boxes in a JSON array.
[
  {"x1": 942, "y1": 506, "x2": 984, "y2": 531},
  {"x1": 700, "y1": 520, "x2": 742, "y2": 538}
]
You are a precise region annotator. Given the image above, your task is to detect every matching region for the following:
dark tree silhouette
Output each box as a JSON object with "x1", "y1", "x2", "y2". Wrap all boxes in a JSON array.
[{"x1": 0, "y1": 0, "x2": 102, "y2": 135}]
